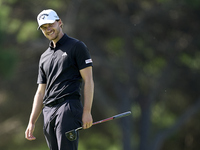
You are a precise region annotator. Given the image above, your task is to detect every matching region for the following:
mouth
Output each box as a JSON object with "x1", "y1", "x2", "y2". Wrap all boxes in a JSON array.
[{"x1": 48, "y1": 31, "x2": 54, "y2": 36}]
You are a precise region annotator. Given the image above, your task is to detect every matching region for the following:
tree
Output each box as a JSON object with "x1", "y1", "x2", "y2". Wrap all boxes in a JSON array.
[{"x1": 0, "y1": 0, "x2": 200, "y2": 150}]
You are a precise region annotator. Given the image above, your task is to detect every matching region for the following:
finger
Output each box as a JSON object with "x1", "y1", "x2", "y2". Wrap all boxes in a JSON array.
[
  {"x1": 25, "y1": 129, "x2": 30, "y2": 139},
  {"x1": 83, "y1": 123, "x2": 90, "y2": 129},
  {"x1": 87, "y1": 123, "x2": 92, "y2": 128},
  {"x1": 82, "y1": 123, "x2": 87, "y2": 129},
  {"x1": 27, "y1": 134, "x2": 36, "y2": 140},
  {"x1": 83, "y1": 123, "x2": 92, "y2": 129},
  {"x1": 25, "y1": 129, "x2": 36, "y2": 140}
]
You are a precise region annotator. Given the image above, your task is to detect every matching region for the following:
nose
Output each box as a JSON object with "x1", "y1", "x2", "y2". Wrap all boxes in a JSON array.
[{"x1": 46, "y1": 26, "x2": 51, "y2": 32}]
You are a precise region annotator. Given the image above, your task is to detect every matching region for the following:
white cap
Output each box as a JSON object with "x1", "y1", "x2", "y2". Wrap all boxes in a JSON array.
[{"x1": 37, "y1": 9, "x2": 60, "y2": 30}]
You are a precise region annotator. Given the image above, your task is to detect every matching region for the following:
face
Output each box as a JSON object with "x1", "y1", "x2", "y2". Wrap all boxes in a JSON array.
[{"x1": 40, "y1": 20, "x2": 63, "y2": 43}]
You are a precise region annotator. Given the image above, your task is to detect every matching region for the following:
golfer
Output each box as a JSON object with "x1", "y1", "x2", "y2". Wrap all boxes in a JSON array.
[{"x1": 25, "y1": 9, "x2": 94, "y2": 150}]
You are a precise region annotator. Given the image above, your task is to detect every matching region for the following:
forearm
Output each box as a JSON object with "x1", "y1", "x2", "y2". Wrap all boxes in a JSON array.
[
  {"x1": 28, "y1": 92, "x2": 44, "y2": 124},
  {"x1": 83, "y1": 78, "x2": 94, "y2": 113},
  {"x1": 25, "y1": 84, "x2": 46, "y2": 140},
  {"x1": 80, "y1": 66, "x2": 94, "y2": 129}
]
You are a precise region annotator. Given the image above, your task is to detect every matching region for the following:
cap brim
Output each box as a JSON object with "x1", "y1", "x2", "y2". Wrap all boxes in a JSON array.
[{"x1": 37, "y1": 20, "x2": 56, "y2": 30}]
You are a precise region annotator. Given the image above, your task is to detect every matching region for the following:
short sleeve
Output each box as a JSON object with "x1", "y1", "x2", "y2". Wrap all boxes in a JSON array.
[
  {"x1": 37, "y1": 57, "x2": 47, "y2": 84},
  {"x1": 74, "y1": 41, "x2": 93, "y2": 70}
]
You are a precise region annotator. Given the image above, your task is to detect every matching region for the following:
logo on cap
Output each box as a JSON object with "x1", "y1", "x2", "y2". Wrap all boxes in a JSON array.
[{"x1": 39, "y1": 14, "x2": 49, "y2": 20}]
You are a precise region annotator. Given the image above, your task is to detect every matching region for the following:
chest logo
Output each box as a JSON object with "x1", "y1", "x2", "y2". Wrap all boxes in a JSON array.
[{"x1": 62, "y1": 52, "x2": 68, "y2": 57}]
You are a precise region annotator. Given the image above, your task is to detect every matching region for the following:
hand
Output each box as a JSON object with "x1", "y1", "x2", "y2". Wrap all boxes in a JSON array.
[
  {"x1": 25, "y1": 123, "x2": 36, "y2": 140},
  {"x1": 82, "y1": 111, "x2": 93, "y2": 129}
]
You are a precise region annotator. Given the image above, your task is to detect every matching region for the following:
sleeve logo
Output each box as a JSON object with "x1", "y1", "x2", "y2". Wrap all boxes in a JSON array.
[{"x1": 85, "y1": 59, "x2": 93, "y2": 64}]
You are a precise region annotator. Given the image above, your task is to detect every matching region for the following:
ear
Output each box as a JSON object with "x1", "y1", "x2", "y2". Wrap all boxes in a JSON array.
[{"x1": 58, "y1": 19, "x2": 62, "y2": 27}]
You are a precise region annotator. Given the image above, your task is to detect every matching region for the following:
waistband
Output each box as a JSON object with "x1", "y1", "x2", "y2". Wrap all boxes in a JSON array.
[{"x1": 44, "y1": 95, "x2": 80, "y2": 107}]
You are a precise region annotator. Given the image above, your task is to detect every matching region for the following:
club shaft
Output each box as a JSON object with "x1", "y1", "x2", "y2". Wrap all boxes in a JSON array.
[
  {"x1": 113, "y1": 111, "x2": 131, "y2": 119},
  {"x1": 76, "y1": 117, "x2": 114, "y2": 131},
  {"x1": 92, "y1": 111, "x2": 131, "y2": 126},
  {"x1": 92, "y1": 117, "x2": 114, "y2": 125},
  {"x1": 66, "y1": 111, "x2": 131, "y2": 134}
]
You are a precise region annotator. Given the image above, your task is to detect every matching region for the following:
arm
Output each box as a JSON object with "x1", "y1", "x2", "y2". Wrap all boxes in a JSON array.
[
  {"x1": 80, "y1": 66, "x2": 94, "y2": 129},
  {"x1": 25, "y1": 84, "x2": 46, "y2": 140}
]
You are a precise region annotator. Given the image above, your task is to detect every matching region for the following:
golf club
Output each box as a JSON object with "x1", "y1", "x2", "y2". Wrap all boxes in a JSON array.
[{"x1": 65, "y1": 111, "x2": 131, "y2": 141}]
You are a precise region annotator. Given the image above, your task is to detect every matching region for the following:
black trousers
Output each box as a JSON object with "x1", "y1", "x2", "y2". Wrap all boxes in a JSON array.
[{"x1": 43, "y1": 99, "x2": 83, "y2": 150}]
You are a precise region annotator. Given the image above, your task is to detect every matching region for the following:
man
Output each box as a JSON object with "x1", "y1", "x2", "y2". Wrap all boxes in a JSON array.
[{"x1": 25, "y1": 9, "x2": 94, "y2": 150}]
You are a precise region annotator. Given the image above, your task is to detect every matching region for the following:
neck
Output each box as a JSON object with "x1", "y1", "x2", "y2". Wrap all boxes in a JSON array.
[{"x1": 52, "y1": 32, "x2": 64, "y2": 47}]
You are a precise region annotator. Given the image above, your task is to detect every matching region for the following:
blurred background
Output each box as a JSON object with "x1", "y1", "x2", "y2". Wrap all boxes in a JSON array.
[{"x1": 0, "y1": 0, "x2": 200, "y2": 150}]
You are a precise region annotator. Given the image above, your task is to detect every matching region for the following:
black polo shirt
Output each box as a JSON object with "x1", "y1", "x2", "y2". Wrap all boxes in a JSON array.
[{"x1": 37, "y1": 34, "x2": 93, "y2": 105}]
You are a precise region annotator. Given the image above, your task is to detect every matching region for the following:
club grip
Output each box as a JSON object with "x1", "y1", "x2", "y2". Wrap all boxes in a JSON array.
[{"x1": 113, "y1": 111, "x2": 131, "y2": 119}]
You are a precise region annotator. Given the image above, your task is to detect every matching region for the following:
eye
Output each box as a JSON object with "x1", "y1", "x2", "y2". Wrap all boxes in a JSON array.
[
  {"x1": 49, "y1": 23, "x2": 54, "y2": 27},
  {"x1": 40, "y1": 26, "x2": 47, "y2": 30}
]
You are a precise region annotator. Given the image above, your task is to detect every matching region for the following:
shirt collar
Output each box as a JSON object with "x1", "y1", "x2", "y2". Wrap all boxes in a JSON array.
[{"x1": 49, "y1": 34, "x2": 68, "y2": 49}]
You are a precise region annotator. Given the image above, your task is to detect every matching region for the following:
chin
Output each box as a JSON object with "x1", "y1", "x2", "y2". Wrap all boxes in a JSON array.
[
  {"x1": 47, "y1": 35, "x2": 57, "y2": 41},
  {"x1": 48, "y1": 37, "x2": 54, "y2": 41}
]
